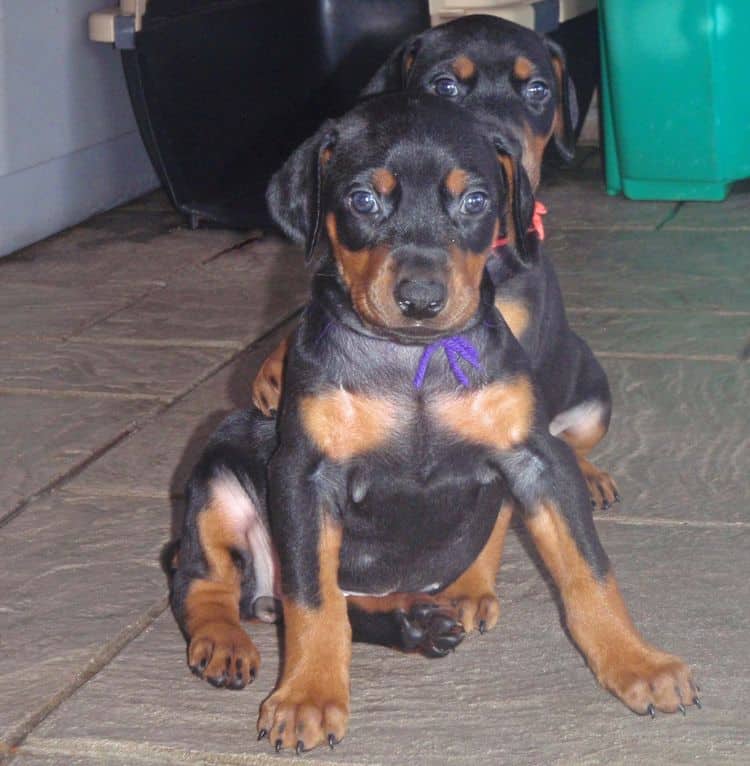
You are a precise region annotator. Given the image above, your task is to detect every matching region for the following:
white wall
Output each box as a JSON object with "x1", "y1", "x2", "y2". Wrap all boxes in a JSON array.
[{"x1": 0, "y1": 0, "x2": 158, "y2": 257}]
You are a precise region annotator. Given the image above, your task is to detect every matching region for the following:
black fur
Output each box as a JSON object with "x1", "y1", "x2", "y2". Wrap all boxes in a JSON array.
[{"x1": 171, "y1": 96, "x2": 611, "y2": 660}]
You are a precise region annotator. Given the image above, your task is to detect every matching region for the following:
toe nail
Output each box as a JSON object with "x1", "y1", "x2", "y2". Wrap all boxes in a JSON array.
[
  {"x1": 478, "y1": 620, "x2": 486, "y2": 635},
  {"x1": 678, "y1": 704, "x2": 686, "y2": 716},
  {"x1": 275, "y1": 739, "x2": 283, "y2": 752},
  {"x1": 693, "y1": 697, "x2": 702, "y2": 709},
  {"x1": 296, "y1": 740, "x2": 304, "y2": 755},
  {"x1": 257, "y1": 728, "x2": 267, "y2": 741},
  {"x1": 647, "y1": 704, "x2": 656, "y2": 719},
  {"x1": 328, "y1": 734, "x2": 336, "y2": 750}
]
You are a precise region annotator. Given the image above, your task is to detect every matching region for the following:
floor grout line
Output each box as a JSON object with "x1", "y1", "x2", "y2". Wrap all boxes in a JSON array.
[
  {"x1": 594, "y1": 350, "x2": 741, "y2": 363},
  {"x1": 567, "y1": 307, "x2": 750, "y2": 317},
  {"x1": 0, "y1": 386, "x2": 168, "y2": 402},
  {"x1": 0, "y1": 306, "x2": 304, "y2": 530},
  {"x1": 65, "y1": 335, "x2": 244, "y2": 349},
  {"x1": 595, "y1": 515, "x2": 749, "y2": 530},
  {"x1": 654, "y1": 201, "x2": 684, "y2": 230},
  {"x1": 0, "y1": 597, "x2": 169, "y2": 764},
  {"x1": 14, "y1": 737, "x2": 372, "y2": 766}
]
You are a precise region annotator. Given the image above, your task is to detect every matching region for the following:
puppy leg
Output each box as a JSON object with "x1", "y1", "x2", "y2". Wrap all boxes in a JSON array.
[
  {"x1": 172, "y1": 470, "x2": 275, "y2": 689},
  {"x1": 503, "y1": 438, "x2": 697, "y2": 715},
  {"x1": 258, "y1": 518, "x2": 350, "y2": 752},
  {"x1": 438, "y1": 501, "x2": 514, "y2": 633},
  {"x1": 251, "y1": 334, "x2": 290, "y2": 415},
  {"x1": 549, "y1": 348, "x2": 619, "y2": 510}
]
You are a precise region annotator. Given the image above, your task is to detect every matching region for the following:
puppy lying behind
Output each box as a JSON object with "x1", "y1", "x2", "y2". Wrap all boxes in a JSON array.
[
  {"x1": 252, "y1": 14, "x2": 618, "y2": 510},
  {"x1": 171, "y1": 94, "x2": 698, "y2": 754}
]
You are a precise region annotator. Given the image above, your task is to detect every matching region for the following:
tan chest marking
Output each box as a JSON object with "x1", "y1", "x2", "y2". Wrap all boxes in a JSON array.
[
  {"x1": 495, "y1": 298, "x2": 530, "y2": 340},
  {"x1": 431, "y1": 377, "x2": 534, "y2": 450},
  {"x1": 300, "y1": 390, "x2": 397, "y2": 461}
]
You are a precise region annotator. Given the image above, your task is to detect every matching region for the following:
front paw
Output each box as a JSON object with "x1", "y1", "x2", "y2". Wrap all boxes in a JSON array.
[
  {"x1": 258, "y1": 683, "x2": 349, "y2": 753},
  {"x1": 188, "y1": 622, "x2": 260, "y2": 689},
  {"x1": 599, "y1": 649, "x2": 700, "y2": 716}
]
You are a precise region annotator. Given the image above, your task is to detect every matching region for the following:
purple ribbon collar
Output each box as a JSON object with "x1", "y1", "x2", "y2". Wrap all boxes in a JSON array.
[{"x1": 413, "y1": 336, "x2": 481, "y2": 389}]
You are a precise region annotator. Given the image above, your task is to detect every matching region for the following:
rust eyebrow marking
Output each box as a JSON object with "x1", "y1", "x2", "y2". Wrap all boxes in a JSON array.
[
  {"x1": 452, "y1": 55, "x2": 476, "y2": 80},
  {"x1": 301, "y1": 389, "x2": 398, "y2": 461},
  {"x1": 513, "y1": 56, "x2": 534, "y2": 80},
  {"x1": 431, "y1": 377, "x2": 534, "y2": 450},
  {"x1": 372, "y1": 168, "x2": 397, "y2": 195},
  {"x1": 445, "y1": 168, "x2": 470, "y2": 197}
]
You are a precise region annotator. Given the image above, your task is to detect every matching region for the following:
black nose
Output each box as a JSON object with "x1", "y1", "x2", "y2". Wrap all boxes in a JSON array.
[{"x1": 394, "y1": 279, "x2": 447, "y2": 319}]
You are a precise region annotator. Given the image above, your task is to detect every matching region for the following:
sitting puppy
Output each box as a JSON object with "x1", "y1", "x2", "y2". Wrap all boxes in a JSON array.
[
  {"x1": 253, "y1": 14, "x2": 618, "y2": 509},
  {"x1": 171, "y1": 94, "x2": 698, "y2": 754}
]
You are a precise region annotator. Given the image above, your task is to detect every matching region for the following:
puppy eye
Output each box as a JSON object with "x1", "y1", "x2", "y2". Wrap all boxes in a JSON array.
[
  {"x1": 349, "y1": 190, "x2": 379, "y2": 214},
  {"x1": 432, "y1": 76, "x2": 459, "y2": 98},
  {"x1": 460, "y1": 191, "x2": 488, "y2": 215},
  {"x1": 523, "y1": 80, "x2": 550, "y2": 102}
]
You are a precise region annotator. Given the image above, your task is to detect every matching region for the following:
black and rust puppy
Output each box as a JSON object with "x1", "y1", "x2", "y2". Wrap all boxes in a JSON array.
[
  {"x1": 253, "y1": 14, "x2": 618, "y2": 509},
  {"x1": 171, "y1": 94, "x2": 698, "y2": 753}
]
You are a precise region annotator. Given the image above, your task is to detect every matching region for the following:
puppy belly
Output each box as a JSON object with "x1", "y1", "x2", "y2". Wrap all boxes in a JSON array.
[{"x1": 337, "y1": 482, "x2": 503, "y2": 596}]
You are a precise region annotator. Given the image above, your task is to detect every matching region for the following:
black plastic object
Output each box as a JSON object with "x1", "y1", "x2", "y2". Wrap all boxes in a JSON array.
[
  {"x1": 121, "y1": 0, "x2": 429, "y2": 230},
  {"x1": 549, "y1": 10, "x2": 600, "y2": 141}
]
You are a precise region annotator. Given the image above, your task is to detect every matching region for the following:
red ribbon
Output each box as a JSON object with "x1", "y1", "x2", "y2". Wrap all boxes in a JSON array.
[{"x1": 493, "y1": 200, "x2": 547, "y2": 249}]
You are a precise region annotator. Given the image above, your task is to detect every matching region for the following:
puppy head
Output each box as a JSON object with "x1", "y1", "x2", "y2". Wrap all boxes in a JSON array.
[
  {"x1": 361, "y1": 14, "x2": 578, "y2": 188},
  {"x1": 267, "y1": 94, "x2": 534, "y2": 342}
]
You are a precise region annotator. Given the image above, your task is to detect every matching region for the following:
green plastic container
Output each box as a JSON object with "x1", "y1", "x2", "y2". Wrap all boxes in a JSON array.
[{"x1": 600, "y1": 0, "x2": 750, "y2": 200}]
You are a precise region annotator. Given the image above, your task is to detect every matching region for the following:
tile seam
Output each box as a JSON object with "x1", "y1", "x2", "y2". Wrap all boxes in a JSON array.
[{"x1": 0, "y1": 597, "x2": 168, "y2": 762}]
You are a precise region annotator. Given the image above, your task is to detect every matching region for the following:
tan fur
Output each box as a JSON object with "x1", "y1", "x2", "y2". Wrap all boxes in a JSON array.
[
  {"x1": 513, "y1": 56, "x2": 533, "y2": 80},
  {"x1": 495, "y1": 298, "x2": 530, "y2": 340},
  {"x1": 440, "y1": 502, "x2": 514, "y2": 632},
  {"x1": 525, "y1": 503, "x2": 695, "y2": 713},
  {"x1": 445, "y1": 167, "x2": 470, "y2": 197},
  {"x1": 452, "y1": 55, "x2": 476, "y2": 80},
  {"x1": 258, "y1": 520, "x2": 351, "y2": 749},
  {"x1": 301, "y1": 389, "x2": 397, "y2": 461},
  {"x1": 432, "y1": 377, "x2": 534, "y2": 450},
  {"x1": 372, "y1": 167, "x2": 397, "y2": 195}
]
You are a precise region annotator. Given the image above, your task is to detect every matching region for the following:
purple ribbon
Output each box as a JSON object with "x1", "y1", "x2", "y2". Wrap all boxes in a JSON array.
[{"x1": 413, "y1": 336, "x2": 481, "y2": 389}]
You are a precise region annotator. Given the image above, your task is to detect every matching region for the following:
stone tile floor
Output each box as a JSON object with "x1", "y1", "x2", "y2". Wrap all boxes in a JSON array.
[{"x1": 1, "y1": 151, "x2": 748, "y2": 765}]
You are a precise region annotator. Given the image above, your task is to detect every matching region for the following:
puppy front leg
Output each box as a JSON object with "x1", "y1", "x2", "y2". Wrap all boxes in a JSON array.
[
  {"x1": 258, "y1": 452, "x2": 351, "y2": 752},
  {"x1": 500, "y1": 437, "x2": 699, "y2": 715}
]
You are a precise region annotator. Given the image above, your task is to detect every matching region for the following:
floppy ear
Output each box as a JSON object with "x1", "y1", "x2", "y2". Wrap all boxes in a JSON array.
[
  {"x1": 360, "y1": 34, "x2": 423, "y2": 95},
  {"x1": 543, "y1": 38, "x2": 579, "y2": 163},
  {"x1": 265, "y1": 124, "x2": 338, "y2": 263},
  {"x1": 494, "y1": 138, "x2": 536, "y2": 266}
]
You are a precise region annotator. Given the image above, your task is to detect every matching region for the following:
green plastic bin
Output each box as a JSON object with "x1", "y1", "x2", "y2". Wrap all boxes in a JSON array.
[{"x1": 600, "y1": 0, "x2": 750, "y2": 200}]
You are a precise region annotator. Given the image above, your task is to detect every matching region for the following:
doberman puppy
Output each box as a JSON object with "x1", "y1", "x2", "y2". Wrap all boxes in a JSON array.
[
  {"x1": 171, "y1": 94, "x2": 698, "y2": 754},
  {"x1": 252, "y1": 14, "x2": 618, "y2": 510}
]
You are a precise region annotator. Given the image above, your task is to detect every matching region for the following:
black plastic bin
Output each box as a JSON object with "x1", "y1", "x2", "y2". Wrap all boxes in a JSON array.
[{"x1": 121, "y1": 0, "x2": 430, "y2": 230}]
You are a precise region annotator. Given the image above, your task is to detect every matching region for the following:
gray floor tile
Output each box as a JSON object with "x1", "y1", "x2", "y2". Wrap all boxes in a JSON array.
[
  {"x1": 0, "y1": 281, "x2": 159, "y2": 341},
  {"x1": 0, "y1": 395, "x2": 153, "y2": 520},
  {"x1": 0, "y1": 338, "x2": 228, "y2": 398},
  {"x1": 77, "y1": 237, "x2": 307, "y2": 345},
  {"x1": 587, "y1": 358, "x2": 749, "y2": 523},
  {"x1": 58, "y1": 329, "x2": 290, "y2": 517},
  {"x1": 0, "y1": 493, "x2": 169, "y2": 742},
  {"x1": 569, "y1": 310, "x2": 749, "y2": 358},
  {"x1": 539, "y1": 163, "x2": 675, "y2": 230},
  {"x1": 20, "y1": 523, "x2": 748, "y2": 765},
  {"x1": 0, "y1": 199, "x2": 251, "y2": 291},
  {"x1": 662, "y1": 181, "x2": 750, "y2": 231},
  {"x1": 546, "y1": 228, "x2": 750, "y2": 312}
]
